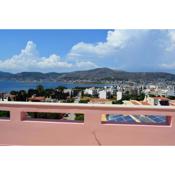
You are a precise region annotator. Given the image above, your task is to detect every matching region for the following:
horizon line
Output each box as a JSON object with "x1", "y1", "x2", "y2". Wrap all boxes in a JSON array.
[{"x1": 0, "y1": 67, "x2": 175, "y2": 75}]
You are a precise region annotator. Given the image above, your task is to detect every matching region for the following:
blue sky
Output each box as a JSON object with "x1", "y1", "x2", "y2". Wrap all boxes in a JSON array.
[
  {"x1": 0, "y1": 30, "x2": 108, "y2": 59},
  {"x1": 0, "y1": 29, "x2": 175, "y2": 73}
]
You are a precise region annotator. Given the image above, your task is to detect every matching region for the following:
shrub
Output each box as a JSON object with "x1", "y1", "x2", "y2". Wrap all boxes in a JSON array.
[{"x1": 75, "y1": 114, "x2": 84, "y2": 121}]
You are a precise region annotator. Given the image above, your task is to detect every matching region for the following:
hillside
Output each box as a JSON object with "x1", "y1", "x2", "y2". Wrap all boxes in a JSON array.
[{"x1": 0, "y1": 68, "x2": 175, "y2": 82}]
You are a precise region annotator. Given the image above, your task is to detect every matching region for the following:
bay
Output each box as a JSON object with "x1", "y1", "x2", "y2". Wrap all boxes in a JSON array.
[{"x1": 0, "y1": 80, "x2": 111, "y2": 92}]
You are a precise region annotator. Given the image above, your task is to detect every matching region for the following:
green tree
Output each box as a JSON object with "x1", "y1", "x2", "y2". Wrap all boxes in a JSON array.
[
  {"x1": 16, "y1": 90, "x2": 27, "y2": 101},
  {"x1": 81, "y1": 90, "x2": 84, "y2": 98},
  {"x1": 137, "y1": 93, "x2": 145, "y2": 101},
  {"x1": 0, "y1": 111, "x2": 10, "y2": 118},
  {"x1": 75, "y1": 113, "x2": 84, "y2": 121},
  {"x1": 64, "y1": 98, "x2": 75, "y2": 103},
  {"x1": 112, "y1": 100, "x2": 123, "y2": 104},
  {"x1": 56, "y1": 86, "x2": 66, "y2": 91},
  {"x1": 10, "y1": 90, "x2": 18, "y2": 95},
  {"x1": 28, "y1": 89, "x2": 37, "y2": 97},
  {"x1": 83, "y1": 94, "x2": 92, "y2": 98},
  {"x1": 36, "y1": 85, "x2": 45, "y2": 96},
  {"x1": 79, "y1": 99, "x2": 90, "y2": 103},
  {"x1": 45, "y1": 88, "x2": 54, "y2": 97},
  {"x1": 149, "y1": 94, "x2": 156, "y2": 97},
  {"x1": 168, "y1": 96, "x2": 175, "y2": 100}
]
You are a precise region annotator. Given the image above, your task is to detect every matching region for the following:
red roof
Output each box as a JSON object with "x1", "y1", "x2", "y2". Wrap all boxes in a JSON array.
[
  {"x1": 28, "y1": 96, "x2": 45, "y2": 101},
  {"x1": 170, "y1": 100, "x2": 175, "y2": 106},
  {"x1": 130, "y1": 100, "x2": 150, "y2": 105},
  {"x1": 153, "y1": 97, "x2": 169, "y2": 100},
  {"x1": 89, "y1": 98, "x2": 111, "y2": 104},
  {"x1": 130, "y1": 100, "x2": 140, "y2": 105},
  {"x1": 140, "y1": 101, "x2": 150, "y2": 105}
]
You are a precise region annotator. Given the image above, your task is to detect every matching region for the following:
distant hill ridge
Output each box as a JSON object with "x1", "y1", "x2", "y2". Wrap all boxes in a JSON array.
[{"x1": 0, "y1": 67, "x2": 175, "y2": 81}]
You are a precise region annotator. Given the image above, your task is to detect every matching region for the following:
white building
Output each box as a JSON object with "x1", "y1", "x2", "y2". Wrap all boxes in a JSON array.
[
  {"x1": 63, "y1": 89, "x2": 72, "y2": 96},
  {"x1": 144, "y1": 86, "x2": 175, "y2": 97},
  {"x1": 167, "y1": 86, "x2": 175, "y2": 96},
  {"x1": 0, "y1": 97, "x2": 8, "y2": 101},
  {"x1": 116, "y1": 91, "x2": 122, "y2": 101},
  {"x1": 159, "y1": 89, "x2": 168, "y2": 97},
  {"x1": 0, "y1": 94, "x2": 16, "y2": 101},
  {"x1": 148, "y1": 85, "x2": 158, "y2": 89},
  {"x1": 107, "y1": 86, "x2": 117, "y2": 95},
  {"x1": 99, "y1": 90, "x2": 111, "y2": 99},
  {"x1": 0, "y1": 93, "x2": 6, "y2": 101},
  {"x1": 84, "y1": 87, "x2": 97, "y2": 96}
]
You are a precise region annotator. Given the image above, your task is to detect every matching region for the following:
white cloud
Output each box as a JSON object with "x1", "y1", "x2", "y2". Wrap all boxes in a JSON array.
[
  {"x1": 75, "y1": 61, "x2": 98, "y2": 69},
  {"x1": 160, "y1": 63, "x2": 175, "y2": 69},
  {"x1": 68, "y1": 30, "x2": 146, "y2": 61},
  {"x1": 165, "y1": 30, "x2": 175, "y2": 51},
  {"x1": 0, "y1": 41, "x2": 97, "y2": 72},
  {"x1": 158, "y1": 30, "x2": 175, "y2": 70},
  {"x1": 37, "y1": 54, "x2": 72, "y2": 69},
  {"x1": 1, "y1": 30, "x2": 175, "y2": 73}
]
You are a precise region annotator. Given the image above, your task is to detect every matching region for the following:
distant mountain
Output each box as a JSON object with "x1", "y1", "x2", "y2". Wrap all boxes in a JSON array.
[
  {"x1": 0, "y1": 68, "x2": 175, "y2": 82},
  {"x1": 57, "y1": 68, "x2": 126, "y2": 81},
  {"x1": 49, "y1": 68, "x2": 175, "y2": 81},
  {"x1": 0, "y1": 71, "x2": 13, "y2": 80}
]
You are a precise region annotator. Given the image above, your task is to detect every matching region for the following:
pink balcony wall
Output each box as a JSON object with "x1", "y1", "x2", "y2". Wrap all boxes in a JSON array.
[{"x1": 0, "y1": 102, "x2": 175, "y2": 145}]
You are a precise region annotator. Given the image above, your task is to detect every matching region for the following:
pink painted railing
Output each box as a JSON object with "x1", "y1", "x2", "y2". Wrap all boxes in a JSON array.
[{"x1": 0, "y1": 101, "x2": 175, "y2": 145}]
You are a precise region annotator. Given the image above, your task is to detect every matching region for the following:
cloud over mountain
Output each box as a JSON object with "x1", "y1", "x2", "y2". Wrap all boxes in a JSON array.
[
  {"x1": 68, "y1": 30, "x2": 175, "y2": 72},
  {"x1": 68, "y1": 30, "x2": 139, "y2": 60},
  {"x1": 0, "y1": 30, "x2": 175, "y2": 73},
  {"x1": 0, "y1": 41, "x2": 97, "y2": 72}
]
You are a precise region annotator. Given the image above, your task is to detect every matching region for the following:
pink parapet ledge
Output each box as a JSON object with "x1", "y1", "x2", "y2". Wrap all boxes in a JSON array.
[{"x1": 0, "y1": 101, "x2": 175, "y2": 146}]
